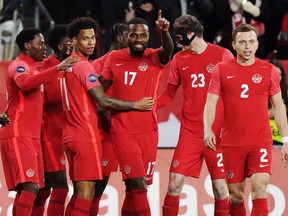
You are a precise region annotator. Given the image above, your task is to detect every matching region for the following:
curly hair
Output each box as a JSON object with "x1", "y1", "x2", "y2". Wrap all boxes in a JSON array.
[
  {"x1": 67, "y1": 16, "x2": 98, "y2": 39},
  {"x1": 47, "y1": 24, "x2": 67, "y2": 51}
]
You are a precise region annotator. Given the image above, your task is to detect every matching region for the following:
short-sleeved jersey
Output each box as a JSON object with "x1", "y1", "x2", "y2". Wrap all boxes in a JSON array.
[
  {"x1": 0, "y1": 54, "x2": 44, "y2": 138},
  {"x1": 101, "y1": 48, "x2": 163, "y2": 134},
  {"x1": 61, "y1": 54, "x2": 102, "y2": 143},
  {"x1": 92, "y1": 52, "x2": 112, "y2": 96},
  {"x1": 208, "y1": 58, "x2": 280, "y2": 147},
  {"x1": 37, "y1": 55, "x2": 65, "y2": 133},
  {"x1": 169, "y1": 43, "x2": 234, "y2": 137}
]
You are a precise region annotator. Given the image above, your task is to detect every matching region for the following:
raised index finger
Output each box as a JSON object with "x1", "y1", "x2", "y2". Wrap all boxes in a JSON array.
[{"x1": 158, "y1": 10, "x2": 162, "y2": 19}]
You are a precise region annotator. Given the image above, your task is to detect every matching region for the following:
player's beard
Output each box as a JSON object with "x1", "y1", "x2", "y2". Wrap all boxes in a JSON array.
[{"x1": 129, "y1": 42, "x2": 147, "y2": 56}]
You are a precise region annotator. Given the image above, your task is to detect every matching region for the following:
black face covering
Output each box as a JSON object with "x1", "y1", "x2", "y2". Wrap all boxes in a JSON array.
[{"x1": 175, "y1": 28, "x2": 197, "y2": 46}]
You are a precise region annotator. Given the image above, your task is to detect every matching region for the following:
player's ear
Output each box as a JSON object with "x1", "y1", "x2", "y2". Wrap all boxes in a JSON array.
[
  {"x1": 72, "y1": 37, "x2": 77, "y2": 44},
  {"x1": 24, "y1": 42, "x2": 31, "y2": 50},
  {"x1": 116, "y1": 35, "x2": 122, "y2": 43}
]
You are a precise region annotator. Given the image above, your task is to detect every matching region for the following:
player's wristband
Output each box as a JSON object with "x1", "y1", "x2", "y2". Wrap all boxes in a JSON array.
[{"x1": 282, "y1": 136, "x2": 288, "y2": 143}]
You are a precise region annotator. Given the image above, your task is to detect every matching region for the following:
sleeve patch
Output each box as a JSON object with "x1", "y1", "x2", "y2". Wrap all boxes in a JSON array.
[
  {"x1": 88, "y1": 74, "x2": 97, "y2": 83},
  {"x1": 16, "y1": 66, "x2": 26, "y2": 73}
]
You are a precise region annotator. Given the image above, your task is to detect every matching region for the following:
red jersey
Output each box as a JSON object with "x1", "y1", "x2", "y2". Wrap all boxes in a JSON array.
[
  {"x1": 92, "y1": 52, "x2": 112, "y2": 96},
  {"x1": 61, "y1": 54, "x2": 102, "y2": 143},
  {"x1": 169, "y1": 43, "x2": 234, "y2": 137},
  {"x1": 208, "y1": 58, "x2": 280, "y2": 147},
  {"x1": 0, "y1": 53, "x2": 58, "y2": 139},
  {"x1": 101, "y1": 48, "x2": 163, "y2": 134},
  {"x1": 37, "y1": 55, "x2": 65, "y2": 135}
]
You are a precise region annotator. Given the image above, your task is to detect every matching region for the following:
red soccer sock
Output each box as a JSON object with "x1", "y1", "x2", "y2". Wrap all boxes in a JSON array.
[
  {"x1": 89, "y1": 197, "x2": 101, "y2": 216},
  {"x1": 162, "y1": 193, "x2": 180, "y2": 216},
  {"x1": 16, "y1": 190, "x2": 37, "y2": 216},
  {"x1": 229, "y1": 201, "x2": 246, "y2": 216},
  {"x1": 251, "y1": 198, "x2": 268, "y2": 216},
  {"x1": 66, "y1": 196, "x2": 92, "y2": 216},
  {"x1": 32, "y1": 188, "x2": 51, "y2": 216},
  {"x1": 47, "y1": 188, "x2": 68, "y2": 216},
  {"x1": 12, "y1": 193, "x2": 20, "y2": 216},
  {"x1": 121, "y1": 191, "x2": 135, "y2": 216},
  {"x1": 65, "y1": 195, "x2": 76, "y2": 216},
  {"x1": 130, "y1": 189, "x2": 151, "y2": 216},
  {"x1": 214, "y1": 197, "x2": 229, "y2": 216}
]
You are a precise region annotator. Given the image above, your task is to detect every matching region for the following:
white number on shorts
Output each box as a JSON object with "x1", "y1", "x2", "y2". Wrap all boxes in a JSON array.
[
  {"x1": 124, "y1": 71, "x2": 137, "y2": 85},
  {"x1": 240, "y1": 84, "x2": 249, "y2": 98},
  {"x1": 191, "y1": 73, "x2": 205, "y2": 88},
  {"x1": 260, "y1": 148, "x2": 268, "y2": 162},
  {"x1": 146, "y1": 161, "x2": 156, "y2": 176},
  {"x1": 216, "y1": 153, "x2": 224, "y2": 167}
]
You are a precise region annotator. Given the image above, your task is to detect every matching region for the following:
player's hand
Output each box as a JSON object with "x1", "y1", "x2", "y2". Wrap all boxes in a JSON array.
[
  {"x1": 134, "y1": 97, "x2": 154, "y2": 111},
  {"x1": 281, "y1": 143, "x2": 288, "y2": 167},
  {"x1": 66, "y1": 41, "x2": 73, "y2": 56},
  {"x1": 57, "y1": 56, "x2": 80, "y2": 71},
  {"x1": 155, "y1": 10, "x2": 170, "y2": 32},
  {"x1": 0, "y1": 112, "x2": 10, "y2": 127},
  {"x1": 204, "y1": 129, "x2": 217, "y2": 151},
  {"x1": 140, "y1": 2, "x2": 153, "y2": 13}
]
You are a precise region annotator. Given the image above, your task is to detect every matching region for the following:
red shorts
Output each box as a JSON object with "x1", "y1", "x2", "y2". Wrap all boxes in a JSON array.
[
  {"x1": 112, "y1": 130, "x2": 158, "y2": 185},
  {"x1": 64, "y1": 141, "x2": 103, "y2": 181},
  {"x1": 102, "y1": 131, "x2": 118, "y2": 176},
  {"x1": 41, "y1": 124, "x2": 66, "y2": 173},
  {"x1": 170, "y1": 135, "x2": 225, "y2": 180},
  {"x1": 0, "y1": 137, "x2": 44, "y2": 191},
  {"x1": 222, "y1": 145, "x2": 272, "y2": 184}
]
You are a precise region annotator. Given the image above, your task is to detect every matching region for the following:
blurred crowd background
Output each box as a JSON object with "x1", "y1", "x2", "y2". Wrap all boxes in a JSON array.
[{"x1": 0, "y1": 0, "x2": 287, "y2": 61}]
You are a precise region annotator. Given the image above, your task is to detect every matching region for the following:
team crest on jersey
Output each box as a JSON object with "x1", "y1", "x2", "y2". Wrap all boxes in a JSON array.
[
  {"x1": 26, "y1": 169, "x2": 35, "y2": 178},
  {"x1": 138, "y1": 62, "x2": 148, "y2": 72},
  {"x1": 16, "y1": 66, "x2": 26, "y2": 73},
  {"x1": 226, "y1": 170, "x2": 234, "y2": 179},
  {"x1": 88, "y1": 74, "x2": 97, "y2": 83},
  {"x1": 60, "y1": 158, "x2": 66, "y2": 165},
  {"x1": 206, "y1": 63, "x2": 215, "y2": 73},
  {"x1": 171, "y1": 160, "x2": 179, "y2": 168},
  {"x1": 124, "y1": 165, "x2": 131, "y2": 174},
  {"x1": 102, "y1": 158, "x2": 109, "y2": 167},
  {"x1": 252, "y1": 74, "x2": 262, "y2": 84}
]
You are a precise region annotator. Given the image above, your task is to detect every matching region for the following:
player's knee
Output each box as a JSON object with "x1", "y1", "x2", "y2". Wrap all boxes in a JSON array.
[
  {"x1": 22, "y1": 182, "x2": 40, "y2": 194},
  {"x1": 251, "y1": 185, "x2": 267, "y2": 198},
  {"x1": 229, "y1": 192, "x2": 244, "y2": 205},
  {"x1": 212, "y1": 180, "x2": 228, "y2": 199},
  {"x1": 167, "y1": 179, "x2": 184, "y2": 195},
  {"x1": 125, "y1": 177, "x2": 147, "y2": 190}
]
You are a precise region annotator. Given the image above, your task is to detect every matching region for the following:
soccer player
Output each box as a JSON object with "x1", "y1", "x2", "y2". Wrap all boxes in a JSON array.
[
  {"x1": 159, "y1": 14, "x2": 234, "y2": 216},
  {"x1": 32, "y1": 24, "x2": 73, "y2": 216},
  {"x1": 62, "y1": 17, "x2": 154, "y2": 215},
  {"x1": 0, "y1": 28, "x2": 78, "y2": 216},
  {"x1": 100, "y1": 10, "x2": 174, "y2": 215},
  {"x1": 204, "y1": 23, "x2": 288, "y2": 215},
  {"x1": 90, "y1": 22, "x2": 129, "y2": 214}
]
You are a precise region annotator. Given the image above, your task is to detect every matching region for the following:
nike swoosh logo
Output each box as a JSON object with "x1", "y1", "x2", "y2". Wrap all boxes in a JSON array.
[
  {"x1": 116, "y1": 63, "x2": 122, "y2": 66},
  {"x1": 227, "y1": 76, "x2": 235, "y2": 79},
  {"x1": 182, "y1": 66, "x2": 189, "y2": 70},
  {"x1": 260, "y1": 164, "x2": 269, "y2": 168}
]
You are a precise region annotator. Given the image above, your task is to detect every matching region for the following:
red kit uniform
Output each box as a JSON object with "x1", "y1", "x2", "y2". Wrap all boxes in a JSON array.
[
  {"x1": 92, "y1": 53, "x2": 118, "y2": 175},
  {"x1": 61, "y1": 54, "x2": 103, "y2": 181},
  {"x1": 167, "y1": 43, "x2": 234, "y2": 179},
  {"x1": 101, "y1": 48, "x2": 163, "y2": 184},
  {"x1": 208, "y1": 58, "x2": 280, "y2": 182},
  {"x1": 37, "y1": 55, "x2": 66, "y2": 173},
  {"x1": 0, "y1": 53, "x2": 59, "y2": 190}
]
